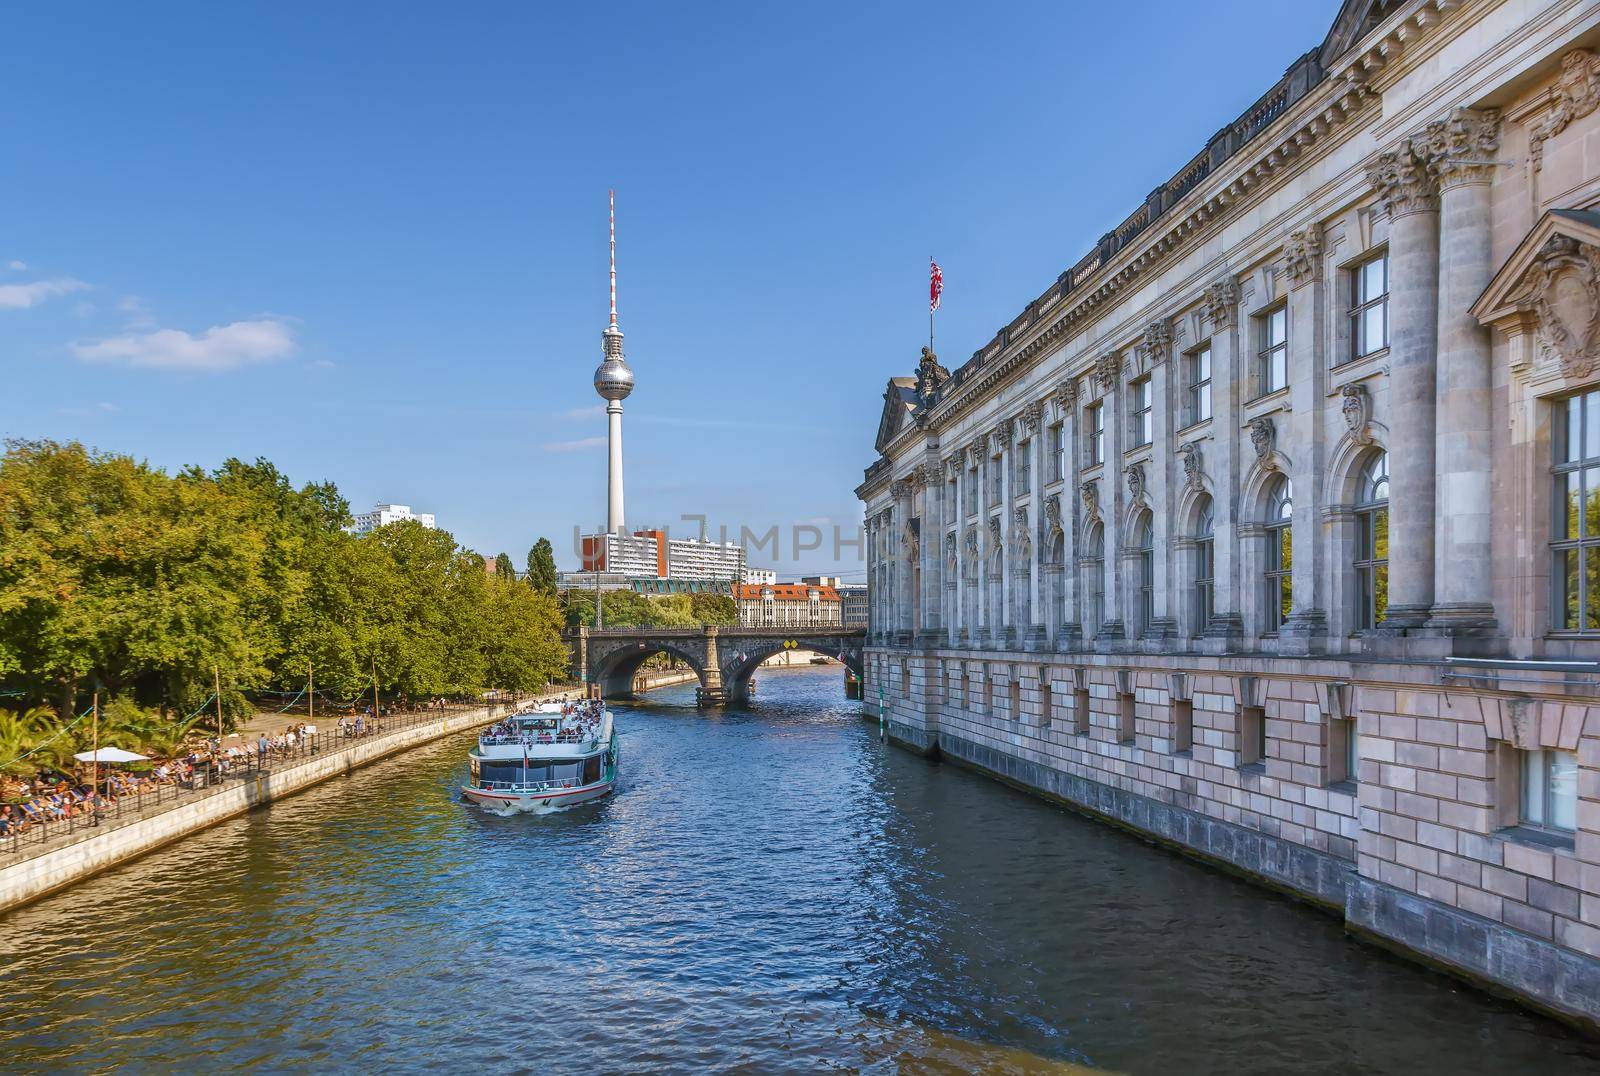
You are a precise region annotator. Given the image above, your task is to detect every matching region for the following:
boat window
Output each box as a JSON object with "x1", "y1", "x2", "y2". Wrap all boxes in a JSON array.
[{"x1": 583, "y1": 756, "x2": 602, "y2": 784}]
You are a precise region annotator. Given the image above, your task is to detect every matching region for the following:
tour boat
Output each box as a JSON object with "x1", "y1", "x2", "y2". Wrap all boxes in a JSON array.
[{"x1": 463, "y1": 700, "x2": 618, "y2": 813}]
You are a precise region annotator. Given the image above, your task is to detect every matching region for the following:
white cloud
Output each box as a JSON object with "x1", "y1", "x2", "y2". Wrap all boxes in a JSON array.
[
  {"x1": 0, "y1": 277, "x2": 89, "y2": 310},
  {"x1": 307, "y1": 358, "x2": 336, "y2": 370},
  {"x1": 7, "y1": 260, "x2": 26, "y2": 271},
  {"x1": 117, "y1": 295, "x2": 156, "y2": 328},
  {"x1": 543, "y1": 436, "x2": 606, "y2": 453},
  {"x1": 70, "y1": 318, "x2": 298, "y2": 371},
  {"x1": 562, "y1": 404, "x2": 606, "y2": 419},
  {"x1": 56, "y1": 401, "x2": 120, "y2": 417}
]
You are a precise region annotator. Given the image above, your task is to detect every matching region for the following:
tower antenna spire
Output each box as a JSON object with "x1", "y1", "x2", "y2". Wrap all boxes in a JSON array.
[{"x1": 609, "y1": 189, "x2": 617, "y2": 327}]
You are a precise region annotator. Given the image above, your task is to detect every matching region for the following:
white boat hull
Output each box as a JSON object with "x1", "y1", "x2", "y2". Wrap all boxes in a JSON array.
[{"x1": 461, "y1": 778, "x2": 615, "y2": 813}]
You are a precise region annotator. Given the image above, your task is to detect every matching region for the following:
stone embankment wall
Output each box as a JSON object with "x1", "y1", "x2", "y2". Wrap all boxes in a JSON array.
[{"x1": 0, "y1": 702, "x2": 516, "y2": 915}]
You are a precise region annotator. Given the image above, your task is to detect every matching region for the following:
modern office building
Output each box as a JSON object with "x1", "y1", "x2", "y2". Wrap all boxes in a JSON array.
[
  {"x1": 837, "y1": 585, "x2": 868, "y2": 629},
  {"x1": 579, "y1": 528, "x2": 746, "y2": 584},
  {"x1": 351, "y1": 503, "x2": 436, "y2": 535},
  {"x1": 858, "y1": 0, "x2": 1600, "y2": 1028},
  {"x1": 744, "y1": 567, "x2": 778, "y2": 585}
]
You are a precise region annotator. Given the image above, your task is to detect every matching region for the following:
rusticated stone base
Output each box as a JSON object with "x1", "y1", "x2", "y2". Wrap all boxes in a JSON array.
[
  {"x1": 932, "y1": 729, "x2": 1351, "y2": 909},
  {"x1": 1347, "y1": 876, "x2": 1600, "y2": 1031}
]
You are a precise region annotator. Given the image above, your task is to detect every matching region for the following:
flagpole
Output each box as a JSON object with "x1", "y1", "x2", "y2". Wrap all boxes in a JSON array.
[{"x1": 929, "y1": 255, "x2": 935, "y2": 353}]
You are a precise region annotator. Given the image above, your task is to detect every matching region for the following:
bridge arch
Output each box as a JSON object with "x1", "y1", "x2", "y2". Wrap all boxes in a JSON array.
[
  {"x1": 719, "y1": 635, "x2": 864, "y2": 703},
  {"x1": 589, "y1": 638, "x2": 709, "y2": 699},
  {"x1": 575, "y1": 627, "x2": 865, "y2": 706}
]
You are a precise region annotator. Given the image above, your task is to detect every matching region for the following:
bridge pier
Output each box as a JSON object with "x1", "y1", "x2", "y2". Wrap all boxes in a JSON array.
[{"x1": 697, "y1": 626, "x2": 727, "y2": 706}]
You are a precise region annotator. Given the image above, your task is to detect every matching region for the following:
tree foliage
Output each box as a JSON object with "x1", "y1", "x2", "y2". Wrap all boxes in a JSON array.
[
  {"x1": 526, "y1": 537, "x2": 558, "y2": 594},
  {"x1": 559, "y1": 589, "x2": 738, "y2": 629},
  {"x1": 0, "y1": 440, "x2": 570, "y2": 770}
]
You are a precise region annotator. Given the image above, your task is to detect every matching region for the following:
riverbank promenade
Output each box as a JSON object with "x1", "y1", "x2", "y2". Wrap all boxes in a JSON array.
[{"x1": 0, "y1": 688, "x2": 582, "y2": 914}]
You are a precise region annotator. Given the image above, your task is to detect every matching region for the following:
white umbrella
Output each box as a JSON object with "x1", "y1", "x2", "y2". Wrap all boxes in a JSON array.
[{"x1": 73, "y1": 747, "x2": 149, "y2": 764}]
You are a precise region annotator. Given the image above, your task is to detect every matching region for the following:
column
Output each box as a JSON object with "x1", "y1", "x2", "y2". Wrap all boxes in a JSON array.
[
  {"x1": 1146, "y1": 322, "x2": 1176, "y2": 639},
  {"x1": 1425, "y1": 108, "x2": 1501, "y2": 632},
  {"x1": 1057, "y1": 381, "x2": 1082, "y2": 651},
  {"x1": 1025, "y1": 403, "x2": 1047, "y2": 647},
  {"x1": 1367, "y1": 139, "x2": 1440, "y2": 629},
  {"x1": 1281, "y1": 223, "x2": 1329, "y2": 651},
  {"x1": 1202, "y1": 276, "x2": 1244, "y2": 648},
  {"x1": 1100, "y1": 353, "x2": 1126, "y2": 641},
  {"x1": 997, "y1": 420, "x2": 1015, "y2": 648}
]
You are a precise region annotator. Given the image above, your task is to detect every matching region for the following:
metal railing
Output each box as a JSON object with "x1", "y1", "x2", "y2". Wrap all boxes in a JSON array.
[{"x1": 0, "y1": 687, "x2": 581, "y2": 863}]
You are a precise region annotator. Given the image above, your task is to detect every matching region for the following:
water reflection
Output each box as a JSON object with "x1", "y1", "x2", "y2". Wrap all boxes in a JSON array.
[{"x1": 1, "y1": 665, "x2": 1595, "y2": 1073}]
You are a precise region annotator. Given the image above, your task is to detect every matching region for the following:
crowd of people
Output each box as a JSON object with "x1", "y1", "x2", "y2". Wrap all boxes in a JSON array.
[{"x1": 481, "y1": 698, "x2": 605, "y2": 746}]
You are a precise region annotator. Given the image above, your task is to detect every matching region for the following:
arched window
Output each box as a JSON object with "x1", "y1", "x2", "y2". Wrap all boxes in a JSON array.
[
  {"x1": 1084, "y1": 523, "x2": 1105, "y2": 637},
  {"x1": 1194, "y1": 496, "x2": 1215, "y2": 636},
  {"x1": 1355, "y1": 452, "x2": 1390, "y2": 629},
  {"x1": 1264, "y1": 477, "x2": 1293, "y2": 634},
  {"x1": 1133, "y1": 514, "x2": 1154, "y2": 638}
]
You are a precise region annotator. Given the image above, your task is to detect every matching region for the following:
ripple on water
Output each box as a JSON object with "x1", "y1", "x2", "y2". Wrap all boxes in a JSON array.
[{"x1": 2, "y1": 665, "x2": 1598, "y2": 1073}]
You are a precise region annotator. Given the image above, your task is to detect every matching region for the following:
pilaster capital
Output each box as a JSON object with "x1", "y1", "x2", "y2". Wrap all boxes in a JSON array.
[
  {"x1": 1366, "y1": 142, "x2": 1438, "y2": 218},
  {"x1": 1530, "y1": 49, "x2": 1600, "y2": 171},
  {"x1": 1202, "y1": 275, "x2": 1240, "y2": 329},
  {"x1": 1417, "y1": 107, "x2": 1502, "y2": 190},
  {"x1": 1094, "y1": 352, "x2": 1123, "y2": 392},
  {"x1": 1124, "y1": 461, "x2": 1146, "y2": 502},
  {"x1": 1052, "y1": 379, "x2": 1079, "y2": 416},
  {"x1": 990, "y1": 416, "x2": 1015, "y2": 451},
  {"x1": 1140, "y1": 319, "x2": 1172, "y2": 365},
  {"x1": 1019, "y1": 400, "x2": 1043, "y2": 435},
  {"x1": 1282, "y1": 224, "x2": 1323, "y2": 288}
]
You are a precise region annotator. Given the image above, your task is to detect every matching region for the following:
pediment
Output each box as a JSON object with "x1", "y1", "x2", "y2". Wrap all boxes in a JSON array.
[
  {"x1": 1473, "y1": 210, "x2": 1600, "y2": 382},
  {"x1": 874, "y1": 378, "x2": 918, "y2": 453},
  {"x1": 1318, "y1": 0, "x2": 1407, "y2": 66}
]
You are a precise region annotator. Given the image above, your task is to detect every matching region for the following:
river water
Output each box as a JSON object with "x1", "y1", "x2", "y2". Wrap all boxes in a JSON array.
[{"x1": 4, "y1": 664, "x2": 1597, "y2": 1073}]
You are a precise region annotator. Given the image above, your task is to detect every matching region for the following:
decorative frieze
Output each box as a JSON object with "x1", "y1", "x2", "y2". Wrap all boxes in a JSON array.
[
  {"x1": 1080, "y1": 479, "x2": 1101, "y2": 523},
  {"x1": 1178, "y1": 442, "x2": 1205, "y2": 492},
  {"x1": 1530, "y1": 49, "x2": 1600, "y2": 171},
  {"x1": 1282, "y1": 224, "x2": 1323, "y2": 288},
  {"x1": 1249, "y1": 415, "x2": 1278, "y2": 470},
  {"x1": 1530, "y1": 235, "x2": 1600, "y2": 380},
  {"x1": 1341, "y1": 382, "x2": 1373, "y2": 445},
  {"x1": 1125, "y1": 462, "x2": 1146, "y2": 502}
]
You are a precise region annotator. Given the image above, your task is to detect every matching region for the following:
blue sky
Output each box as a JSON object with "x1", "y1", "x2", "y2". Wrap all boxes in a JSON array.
[{"x1": 2, "y1": 1, "x2": 1337, "y2": 579}]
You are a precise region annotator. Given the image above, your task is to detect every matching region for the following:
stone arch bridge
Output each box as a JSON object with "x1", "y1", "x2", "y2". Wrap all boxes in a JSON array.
[{"x1": 570, "y1": 626, "x2": 865, "y2": 705}]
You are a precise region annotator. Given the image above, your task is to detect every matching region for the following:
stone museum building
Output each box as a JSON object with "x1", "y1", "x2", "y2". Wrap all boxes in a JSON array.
[{"x1": 858, "y1": 0, "x2": 1600, "y2": 1029}]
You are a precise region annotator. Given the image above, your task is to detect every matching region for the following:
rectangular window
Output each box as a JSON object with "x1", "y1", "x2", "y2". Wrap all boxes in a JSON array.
[
  {"x1": 1048, "y1": 424, "x2": 1064, "y2": 481},
  {"x1": 967, "y1": 467, "x2": 978, "y2": 515},
  {"x1": 961, "y1": 670, "x2": 970, "y2": 706},
  {"x1": 1172, "y1": 698, "x2": 1193, "y2": 754},
  {"x1": 1085, "y1": 403, "x2": 1105, "y2": 466},
  {"x1": 1074, "y1": 686, "x2": 1091, "y2": 735},
  {"x1": 1521, "y1": 748, "x2": 1578, "y2": 833},
  {"x1": 1009, "y1": 678, "x2": 1021, "y2": 721},
  {"x1": 1349, "y1": 252, "x2": 1389, "y2": 361},
  {"x1": 1186, "y1": 346, "x2": 1212, "y2": 426},
  {"x1": 1552, "y1": 391, "x2": 1600, "y2": 632},
  {"x1": 984, "y1": 668, "x2": 993, "y2": 713},
  {"x1": 900, "y1": 660, "x2": 909, "y2": 698},
  {"x1": 1016, "y1": 440, "x2": 1031, "y2": 494},
  {"x1": 942, "y1": 664, "x2": 951, "y2": 699},
  {"x1": 946, "y1": 479, "x2": 957, "y2": 523},
  {"x1": 1331, "y1": 716, "x2": 1358, "y2": 785},
  {"x1": 1240, "y1": 705, "x2": 1267, "y2": 768},
  {"x1": 990, "y1": 459, "x2": 1003, "y2": 506},
  {"x1": 1256, "y1": 305, "x2": 1288, "y2": 396},
  {"x1": 1130, "y1": 377, "x2": 1152, "y2": 447},
  {"x1": 1039, "y1": 671, "x2": 1053, "y2": 728},
  {"x1": 1118, "y1": 691, "x2": 1136, "y2": 744}
]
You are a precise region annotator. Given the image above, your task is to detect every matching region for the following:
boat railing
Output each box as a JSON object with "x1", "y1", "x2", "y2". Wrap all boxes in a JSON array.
[{"x1": 476, "y1": 779, "x2": 588, "y2": 793}]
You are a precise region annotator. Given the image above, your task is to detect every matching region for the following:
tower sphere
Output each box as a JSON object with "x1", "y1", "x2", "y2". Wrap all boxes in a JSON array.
[{"x1": 594, "y1": 358, "x2": 634, "y2": 400}]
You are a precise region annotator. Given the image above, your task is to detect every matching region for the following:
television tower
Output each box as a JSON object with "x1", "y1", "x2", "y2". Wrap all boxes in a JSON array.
[{"x1": 592, "y1": 190, "x2": 634, "y2": 534}]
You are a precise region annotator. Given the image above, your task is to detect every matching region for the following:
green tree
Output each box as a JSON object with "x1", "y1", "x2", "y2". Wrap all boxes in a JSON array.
[
  {"x1": 526, "y1": 537, "x2": 558, "y2": 594},
  {"x1": 494, "y1": 552, "x2": 516, "y2": 580}
]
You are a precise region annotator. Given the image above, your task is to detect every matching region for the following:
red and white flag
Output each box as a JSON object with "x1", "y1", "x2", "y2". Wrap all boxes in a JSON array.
[{"x1": 929, "y1": 258, "x2": 944, "y2": 313}]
